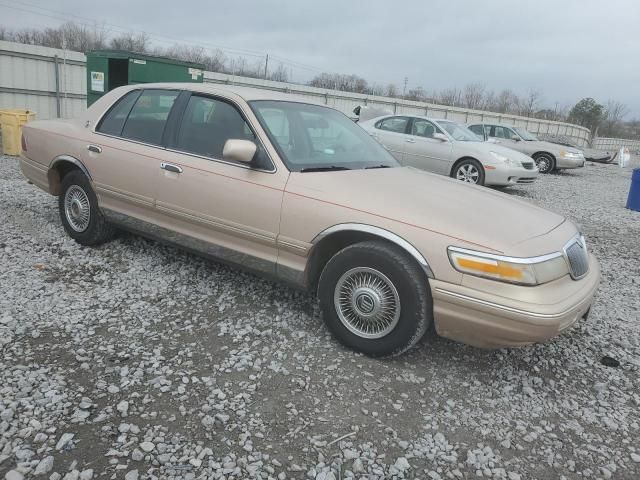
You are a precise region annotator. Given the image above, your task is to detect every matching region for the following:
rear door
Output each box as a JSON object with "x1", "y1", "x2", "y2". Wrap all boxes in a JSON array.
[
  {"x1": 153, "y1": 92, "x2": 288, "y2": 276},
  {"x1": 90, "y1": 88, "x2": 180, "y2": 218},
  {"x1": 402, "y1": 118, "x2": 453, "y2": 174},
  {"x1": 486, "y1": 125, "x2": 525, "y2": 153},
  {"x1": 368, "y1": 116, "x2": 411, "y2": 162}
]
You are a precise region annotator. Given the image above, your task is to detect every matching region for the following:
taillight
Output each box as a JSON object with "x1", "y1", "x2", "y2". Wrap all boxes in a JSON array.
[{"x1": 21, "y1": 134, "x2": 27, "y2": 152}]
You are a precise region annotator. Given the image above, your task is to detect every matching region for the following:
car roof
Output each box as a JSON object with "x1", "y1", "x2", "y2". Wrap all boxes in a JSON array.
[
  {"x1": 126, "y1": 82, "x2": 325, "y2": 105},
  {"x1": 370, "y1": 114, "x2": 453, "y2": 123},
  {"x1": 468, "y1": 121, "x2": 519, "y2": 128}
]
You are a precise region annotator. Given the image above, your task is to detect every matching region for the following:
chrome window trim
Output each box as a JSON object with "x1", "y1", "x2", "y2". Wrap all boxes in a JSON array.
[
  {"x1": 447, "y1": 246, "x2": 564, "y2": 265},
  {"x1": 164, "y1": 147, "x2": 276, "y2": 174},
  {"x1": 92, "y1": 87, "x2": 177, "y2": 135},
  {"x1": 312, "y1": 223, "x2": 434, "y2": 278},
  {"x1": 92, "y1": 88, "x2": 278, "y2": 175}
]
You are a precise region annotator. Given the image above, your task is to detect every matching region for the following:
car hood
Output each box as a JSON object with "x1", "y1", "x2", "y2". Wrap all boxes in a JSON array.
[
  {"x1": 287, "y1": 167, "x2": 565, "y2": 254},
  {"x1": 458, "y1": 141, "x2": 534, "y2": 162},
  {"x1": 525, "y1": 140, "x2": 582, "y2": 154}
]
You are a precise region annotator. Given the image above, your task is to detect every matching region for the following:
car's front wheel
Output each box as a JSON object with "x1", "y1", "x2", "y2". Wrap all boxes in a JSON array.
[
  {"x1": 59, "y1": 170, "x2": 115, "y2": 245},
  {"x1": 452, "y1": 159, "x2": 485, "y2": 185},
  {"x1": 533, "y1": 153, "x2": 555, "y2": 173},
  {"x1": 318, "y1": 241, "x2": 432, "y2": 357}
]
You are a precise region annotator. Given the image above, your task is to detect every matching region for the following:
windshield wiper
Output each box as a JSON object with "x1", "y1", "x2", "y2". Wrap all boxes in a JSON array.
[
  {"x1": 300, "y1": 166, "x2": 351, "y2": 173},
  {"x1": 365, "y1": 164, "x2": 392, "y2": 169}
]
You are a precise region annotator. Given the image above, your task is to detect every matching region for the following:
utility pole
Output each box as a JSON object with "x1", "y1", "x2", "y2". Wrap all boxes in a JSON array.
[
  {"x1": 402, "y1": 76, "x2": 408, "y2": 100},
  {"x1": 264, "y1": 54, "x2": 269, "y2": 79}
]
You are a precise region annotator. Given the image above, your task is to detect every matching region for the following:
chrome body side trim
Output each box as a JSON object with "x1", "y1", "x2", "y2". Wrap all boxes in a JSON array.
[
  {"x1": 101, "y1": 208, "x2": 298, "y2": 285},
  {"x1": 447, "y1": 246, "x2": 563, "y2": 265},
  {"x1": 312, "y1": 223, "x2": 434, "y2": 278},
  {"x1": 434, "y1": 288, "x2": 568, "y2": 319},
  {"x1": 50, "y1": 155, "x2": 93, "y2": 181},
  {"x1": 154, "y1": 202, "x2": 276, "y2": 246}
]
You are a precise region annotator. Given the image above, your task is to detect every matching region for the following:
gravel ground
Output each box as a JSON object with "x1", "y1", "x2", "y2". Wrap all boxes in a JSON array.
[{"x1": 1, "y1": 154, "x2": 639, "y2": 480}]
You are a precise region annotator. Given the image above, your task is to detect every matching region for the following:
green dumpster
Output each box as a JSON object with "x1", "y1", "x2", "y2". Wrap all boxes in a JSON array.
[{"x1": 86, "y1": 50, "x2": 204, "y2": 106}]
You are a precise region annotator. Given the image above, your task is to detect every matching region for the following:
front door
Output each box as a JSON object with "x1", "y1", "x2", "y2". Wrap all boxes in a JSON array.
[
  {"x1": 153, "y1": 93, "x2": 288, "y2": 275},
  {"x1": 403, "y1": 118, "x2": 453, "y2": 174}
]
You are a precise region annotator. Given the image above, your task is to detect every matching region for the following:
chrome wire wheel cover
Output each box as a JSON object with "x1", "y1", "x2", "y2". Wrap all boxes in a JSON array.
[
  {"x1": 64, "y1": 185, "x2": 91, "y2": 232},
  {"x1": 456, "y1": 163, "x2": 480, "y2": 183},
  {"x1": 535, "y1": 156, "x2": 551, "y2": 173},
  {"x1": 334, "y1": 267, "x2": 401, "y2": 339}
]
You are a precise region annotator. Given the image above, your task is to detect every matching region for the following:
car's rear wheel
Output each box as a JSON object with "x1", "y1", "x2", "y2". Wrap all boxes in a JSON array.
[
  {"x1": 318, "y1": 241, "x2": 432, "y2": 357},
  {"x1": 452, "y1": 159, "x2": 485, "y2": 185},
  {"x1": 533, "y1": 153, "x2": 555, "y2": 173},
  {"x1": 59, "y1": 170, "x2": 115, "y2": 245}
]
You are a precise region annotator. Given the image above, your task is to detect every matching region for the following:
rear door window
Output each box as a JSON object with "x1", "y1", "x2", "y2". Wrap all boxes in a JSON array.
[
  {"x1": 121, "y1": 90, "x2": 180, "y2": 145},
  {"x1": 96, "y1": 90, "x2": 140, "y2": 136},
  {"x1": 376, "y1": 116, "x2": 410, "y2": 134}
]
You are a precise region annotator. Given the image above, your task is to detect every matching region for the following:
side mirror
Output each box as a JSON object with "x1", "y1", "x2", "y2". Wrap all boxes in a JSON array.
[
  {"x1": 433, "y1": 132, "x2": 448, "y2": 142},
  {"x1": 223, "y1": 139, "x2": 257, "y2": 164},
  {"x1": 512, "y1": 136, "x2": 521, "y2": 142}
]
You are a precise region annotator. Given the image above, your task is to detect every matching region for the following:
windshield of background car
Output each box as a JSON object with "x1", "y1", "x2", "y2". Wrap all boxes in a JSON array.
[
  {"x1": 513, "y1": 128, "x2": 539, "y2": 141},
  {"x1": 250, "y1": 100, "x2": 399, "y2": 171},
  {"x1": 438, "y1": 121, "x2": 481, "y2": 141}
]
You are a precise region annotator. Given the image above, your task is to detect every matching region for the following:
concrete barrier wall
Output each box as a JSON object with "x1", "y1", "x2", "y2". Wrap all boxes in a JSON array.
[{"x1": 203, "y1": 71, "x2": 593, "y2": 147}]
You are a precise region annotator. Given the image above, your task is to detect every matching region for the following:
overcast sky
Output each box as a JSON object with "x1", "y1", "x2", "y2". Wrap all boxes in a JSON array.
[{"x1": 3, "y1": 0, "x2": 639, "y2": 116}]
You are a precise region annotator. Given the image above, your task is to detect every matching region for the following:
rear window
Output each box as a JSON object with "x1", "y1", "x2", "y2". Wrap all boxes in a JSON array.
[{"x1": 121, "y1": 90, "x2": 179, "y2": 145}]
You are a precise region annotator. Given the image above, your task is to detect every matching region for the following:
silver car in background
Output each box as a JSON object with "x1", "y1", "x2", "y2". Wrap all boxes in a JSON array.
[
  {"x1": 359, "y1": 115, "x2": 538, "y2": 187},
  {"x1": 468, "y1": 123, "x2": 585, "y2": 174}
]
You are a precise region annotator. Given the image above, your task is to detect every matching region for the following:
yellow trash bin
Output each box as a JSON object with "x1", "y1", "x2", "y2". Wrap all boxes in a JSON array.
[{"x1": 0, "y1": 109, "x2": 36, "y2": 156}]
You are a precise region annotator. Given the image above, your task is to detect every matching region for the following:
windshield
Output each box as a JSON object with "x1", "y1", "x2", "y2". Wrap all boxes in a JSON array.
[
  {"x1": 250, "y1": 101, "x2": 399, "y2": 171},
  {"x1": 513, "y1": 127, "x2": 538, "y2": 141},
  {"x1": 437, "y1": 121, "x2": 482, "y2": 142}
]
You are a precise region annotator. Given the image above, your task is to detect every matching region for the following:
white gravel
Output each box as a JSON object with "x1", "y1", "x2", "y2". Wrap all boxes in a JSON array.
[{"x1": 1, "y1": 154, "x2": 639, "y2": 479}]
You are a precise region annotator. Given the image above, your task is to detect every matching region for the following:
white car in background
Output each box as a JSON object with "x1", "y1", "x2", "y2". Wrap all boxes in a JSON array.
[
  {"x1": 359, "y1": 115, "x2": 538, "y2": 187},
  {"x1": 467, "y1": 123, "x2": 586, "y2": 173}
]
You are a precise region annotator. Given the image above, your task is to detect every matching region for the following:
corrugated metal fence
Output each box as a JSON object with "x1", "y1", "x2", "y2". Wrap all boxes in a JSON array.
[
  {"x1": 592, "y1": 137, "x2": 640, "y2": 152},
  {"x1": 0, "y1": 40, "x2": 628, "y2": 150},
  {"x1": 0, "y1": 40, "x2": 86, "y2": 119}
]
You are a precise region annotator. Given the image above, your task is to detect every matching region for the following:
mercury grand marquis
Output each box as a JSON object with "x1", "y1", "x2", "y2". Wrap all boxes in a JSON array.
[{"x1": 18, "y1": 83, "x2": 600, "y2": 356}]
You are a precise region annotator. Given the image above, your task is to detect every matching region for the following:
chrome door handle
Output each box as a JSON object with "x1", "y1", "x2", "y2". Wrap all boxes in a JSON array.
[
  {"x1": 161, "y1": 162, "x2": 183, "y2": 174},
  {"x1": 87, "y1": 144, "x2": 102, "y2": 153},
  {"x1": 405, "y1": 139, "x2": 416, "y2": 143}
]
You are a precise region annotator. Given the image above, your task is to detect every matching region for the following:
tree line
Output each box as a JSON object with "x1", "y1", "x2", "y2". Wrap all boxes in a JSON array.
[{"x1": 0, "y1": 21, "x2": 634, "y2": 139}]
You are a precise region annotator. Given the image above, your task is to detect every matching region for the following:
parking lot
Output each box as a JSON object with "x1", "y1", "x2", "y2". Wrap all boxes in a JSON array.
[{"x1": 1, "y1": 153, "x2": 639, "y2": 479}]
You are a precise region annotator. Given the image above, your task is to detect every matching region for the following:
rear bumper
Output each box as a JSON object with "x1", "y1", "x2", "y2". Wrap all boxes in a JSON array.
[
  {"x1": 430, "y1": 254, "x2": 600, "y2": 348},
  {"x1": 19, "y1": 154, "x2": 51, "y2": 193}
]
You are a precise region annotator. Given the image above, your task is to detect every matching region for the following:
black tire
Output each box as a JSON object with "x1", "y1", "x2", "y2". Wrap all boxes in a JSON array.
[
  {"x1": 58, "y1": 170, "x2": 115, "y2": 246},
  {"x1": 318, "y1": 241, "x2": 432, "y2": 357},
  {"x1": 533, "y1": 153, "x2": 555, "y2": 173},
  {"x1": 451, "y1": 158, "x2": 485, "y2": 186}
]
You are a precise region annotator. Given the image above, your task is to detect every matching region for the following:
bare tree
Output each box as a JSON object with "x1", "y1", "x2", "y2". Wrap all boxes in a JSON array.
[
  {"x1": 520, "y1": 89, "x2": 542, "y2": 117},
  {"x1": 110, "y1": 31, "x2": 149, "y2": 53},
  {"x1": 437, "y1": 87, "x2": 462, "y2": 107},
  {"x1": 406, "y1": 86, "x2": 426, "y2": 102},
  {"x1": 463, "y1": 83, "x2": 485, "y2": 110},
  {"x1": 601, "y1": 100, "x2": 629, "y2": 137},
  {"x1": 269, "y1": 63, "x2": 288, "y2": 82},
  {"x1": 385, "y1": 83, "x2": 398, "y2": 97}
]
